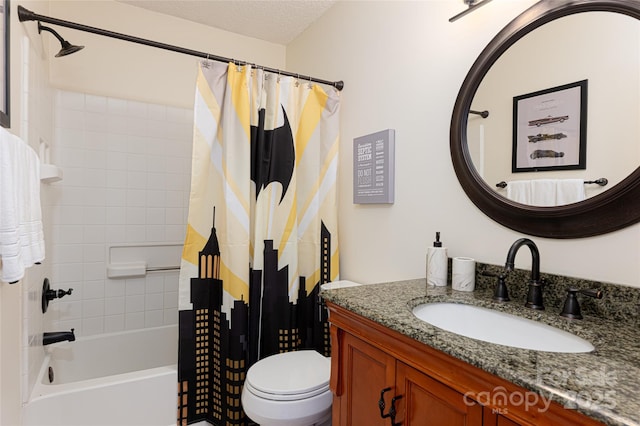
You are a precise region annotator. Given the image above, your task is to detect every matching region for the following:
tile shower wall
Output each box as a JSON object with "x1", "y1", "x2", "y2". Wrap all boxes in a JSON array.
[{"x1": 47, "y1": 90, "x2": 193, "y2": 336}]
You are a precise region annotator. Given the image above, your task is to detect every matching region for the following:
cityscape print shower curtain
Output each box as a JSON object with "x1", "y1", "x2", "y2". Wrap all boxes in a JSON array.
[{"x1": 177, "y1": 61, "x2": 341, "y2": 425}]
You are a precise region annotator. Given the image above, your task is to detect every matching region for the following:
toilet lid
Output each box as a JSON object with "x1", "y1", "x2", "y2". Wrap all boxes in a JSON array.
[{"x1": 245, "y1": 350, "x2": 330, "y2": 400}]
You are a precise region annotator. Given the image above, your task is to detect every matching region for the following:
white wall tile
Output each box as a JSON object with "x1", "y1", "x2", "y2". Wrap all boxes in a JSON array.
[
  {"x1": 106, "y1": 133, "x2": 129, "y2": 152},
  {"x1": 85, "y1": 95, "x2": 107, "y2": 113},
  {"x1": 145, "y1": 293, "x2": 164, "y2": 311},
  {"x1": 83, "y1": 206, "x2": 106, "y2": 224},
  {"x1": 83, "y1": 225, "x2": 106, "y2": 243},
  {"x1": 54, "y1": 127, "x2": 85, "y2": 149},
  {"x1": 85, "y1": 112, "x2": 109, "y2": 133},
  {"x1": 106, "y1": 207, "x2": 126, "y2": 225},
  {"x1": 104, "y1": 225, "x2": 127, "y2": 243},
  {"x1": 125, "y1": 312, "x2": 144, "y2": 330},
  {"x1": 146, "y1": 226, "x2": 166, "y2": 242},
  {"x1": 126, "y1": 207, "x2": 146, "y2": 224},
  {"x1": 147, "y1": 191, "x2": 166, "y2": 208},
  {"x1": 125, "y1": 225, "x2": 147, "y2": 242},
  {"x1": 106, "y1": 170, "x2": 127, "y2": 188},
  {"x1": 82, "y1": 317, "x2": 104, "y2": 335},
  {"x1": 125, "y1": 295, "x2": 145, "y2": 313},
  {"x1": 125, "y1": 278, "x2": 146, "y2": 296},
  {"x1": 55, "y1": 263, "x2": 84, "y2": 282},
  {"x1": 164, "y1": 292, "x2": 178, "y2": 309},
  {"x1": 83, "y1": 244, "x2": 106, "y2": 262},
  {"x1": 104, "y1": 315, "x2": 125, "y2": 332},
  {"x1": 83, "y1": 168, "x2": 107, "y2": 188},
  {"x1": 144, "y1": 310, "x2": 164, "y2": 328},
  {"x1": 51, "y1": 206, "x2": 83, "y2": 226},
  {"x1": 146, "y1": 208, "x2": 165, "y2": 225},
  {"x1": 83, "y1": 280, "x2": 105, "y2": 299},
  {"x1": 163, "y1": 309, "x2": 178, "y2": 325},
  {"x1": 83, "y1": 262, "x2": 106, "y2": 281},
  {"x1": 105, "y1": 279, "x2": 126, "y2": 298},
  {"x1": 56, "y1": 109, "x2": 85, "y2": 131},
  {"x1": 145, "y1": 275, "x2": 164, "y2": 294},
  {"x1": 105, "y1": 297, "x2": 125, "y2": 315},
  {"x1": 58, "y1": 91, "x2": 85, "y2": 110},
  {"x1": 164, "y1": 275, "x2": 179, "y2": 292},
  {"x1": 165, "y1": 225, "x2": 186, "y2": 242},
  {"x1": 105, "y1": 189, "x2": 127, "y2": 206},
  {"x1": 82, "y1": 299, "x2": 105, "y2": 318},
  {"x1": 107, "y1": 98, "x2": 127, "y2": 115},
  {"x1": 50, "y1": 90, "x2": 189, "y2": 337},
  {"x1": 85, "y1": 150, "x2": 108, "y2": 169},
  {"x1": 52, "y1": 244, "x2": 83, "y2": 264}
]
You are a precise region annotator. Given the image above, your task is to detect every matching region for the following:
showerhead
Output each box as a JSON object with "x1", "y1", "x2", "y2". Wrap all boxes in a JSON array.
[
  {"x1": 37, "y1": 22, "x2": 84, "y2": 57},
  {"x1": 55, "y1": 40, "x2": 85, "y2": 57}
]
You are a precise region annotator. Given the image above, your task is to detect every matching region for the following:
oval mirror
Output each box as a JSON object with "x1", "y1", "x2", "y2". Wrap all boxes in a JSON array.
[{"x1": 450, "y1": 0, "x2": 640, "y2": 238}]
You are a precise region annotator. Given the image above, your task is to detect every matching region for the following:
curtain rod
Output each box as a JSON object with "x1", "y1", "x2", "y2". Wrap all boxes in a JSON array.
[{"x1": 17, "y1": 5, "x2": 344, "y2": 91}]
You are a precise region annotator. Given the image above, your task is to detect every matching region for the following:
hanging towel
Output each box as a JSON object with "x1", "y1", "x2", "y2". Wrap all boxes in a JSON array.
[
  {"x1": 556, "y1": 179, "x2": 586, "y2": 205},
  {"x1": 530, "y1": 179, "x2": 557, "y2": 207},
  {"x1": 506, "y1": 180, "x2": 532, "y2": 204},
  {"x1": 0, "y1": 128, "x2": 45, "y2": 283}
]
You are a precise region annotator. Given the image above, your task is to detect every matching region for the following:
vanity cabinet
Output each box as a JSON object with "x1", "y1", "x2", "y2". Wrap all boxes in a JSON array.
[{"x1": 327, "y1": 301, "x2": 604, "y2": 426}]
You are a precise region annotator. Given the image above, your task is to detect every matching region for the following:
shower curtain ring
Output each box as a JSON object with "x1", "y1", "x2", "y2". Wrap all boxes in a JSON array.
[{"x1": 201, "y1": 54, "x2": 211, "y2": 68}]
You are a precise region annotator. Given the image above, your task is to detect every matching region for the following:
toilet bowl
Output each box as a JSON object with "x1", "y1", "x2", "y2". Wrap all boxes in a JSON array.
[
  {"x1": 242, "y1": 280, "x2": 362, "y2": 425},
  {"x1": 241, "y1": 350, "x2": 332, "y2": 426}
]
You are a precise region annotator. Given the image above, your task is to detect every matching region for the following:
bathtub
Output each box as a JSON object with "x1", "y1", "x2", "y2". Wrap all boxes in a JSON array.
[{"x1": 24, "y1": 325, "x2": 177, "y2": 426}]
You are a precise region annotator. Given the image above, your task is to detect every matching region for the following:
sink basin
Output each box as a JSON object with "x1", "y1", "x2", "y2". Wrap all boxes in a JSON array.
[{"x1": 412, "y1": 303, "x2": 594, "y2": 353}]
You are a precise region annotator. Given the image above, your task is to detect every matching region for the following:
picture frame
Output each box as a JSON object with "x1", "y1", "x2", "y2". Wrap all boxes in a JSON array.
[
  {"x1": 512, "y1": 80, "x2": 587, "y2": 173},
  {"x1": 0, "y1": 0, "x2": 9, "y2": 128}
]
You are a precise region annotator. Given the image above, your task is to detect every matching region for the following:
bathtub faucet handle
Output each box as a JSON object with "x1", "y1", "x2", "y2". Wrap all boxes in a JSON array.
[
  {"x1": 42, "y1": 278, "x2": 74, "y2": 313},
  {"x1": 47, "y1": 287, "x2": 73, "y2": 301}
]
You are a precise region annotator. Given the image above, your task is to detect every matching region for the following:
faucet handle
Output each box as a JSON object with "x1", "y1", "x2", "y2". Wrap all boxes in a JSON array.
[
  {"x1": 560, "y1": 288, "x2": 603, "y2": 320},
  {"x1": 493, "y1": 273, "x2": 510, "y2": 302}
]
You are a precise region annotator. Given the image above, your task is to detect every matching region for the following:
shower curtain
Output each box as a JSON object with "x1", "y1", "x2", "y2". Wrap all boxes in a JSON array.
[{"x1": 177, "y1": 61, "x2": 340, "y2": 426}]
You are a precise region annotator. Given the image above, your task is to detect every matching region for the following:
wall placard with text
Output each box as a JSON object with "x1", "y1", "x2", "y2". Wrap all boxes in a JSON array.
[{"x1": 353, "y1": 129, "x2": 395, "y2": 204}]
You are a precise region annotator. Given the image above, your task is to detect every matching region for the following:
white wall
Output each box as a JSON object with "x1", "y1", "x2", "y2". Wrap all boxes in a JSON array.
[
  {"x1": 286, "y1": 0, "x2": 640, "y2": 287},
  {"x1": 2, "y1": 0, "x2": 55, "y2": 422},
  {"x1": 48, "y1": 0, "x2": 286, "y2": 108}
]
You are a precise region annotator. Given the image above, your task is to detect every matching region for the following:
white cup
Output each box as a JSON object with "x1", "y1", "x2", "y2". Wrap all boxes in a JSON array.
[{"x1": 452, "y1": 257, "x2": 475, "y2": 291}]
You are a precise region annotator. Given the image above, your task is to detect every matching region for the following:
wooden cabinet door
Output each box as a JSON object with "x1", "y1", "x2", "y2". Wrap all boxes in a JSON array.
[
  {"x1": 338, "y1": 332, "x2": 396, "y2": 426},
  {"x1": 395, "y1": 361, "x2": 483, "y2": 426}
]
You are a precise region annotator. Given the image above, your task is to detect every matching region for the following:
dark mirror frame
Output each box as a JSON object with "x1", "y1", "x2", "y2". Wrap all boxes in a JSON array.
[{"x1": 450, "y1": 0, "x2": 640, "y2": 239}]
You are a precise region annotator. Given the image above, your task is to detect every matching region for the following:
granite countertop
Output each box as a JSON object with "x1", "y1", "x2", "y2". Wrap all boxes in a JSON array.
[{"x1": 321, "y1": 279, "x2": 640, "y2": 426}]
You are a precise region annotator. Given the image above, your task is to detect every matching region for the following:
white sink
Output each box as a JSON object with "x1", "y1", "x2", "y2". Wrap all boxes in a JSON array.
[{"x1": 412, "y1": 303, "x2": 594, "y2": 353}]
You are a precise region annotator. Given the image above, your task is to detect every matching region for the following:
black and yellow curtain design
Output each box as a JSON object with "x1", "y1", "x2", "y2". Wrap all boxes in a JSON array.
[{"x1": 177, "y1": 61, "x2": 341, "y2": 425}]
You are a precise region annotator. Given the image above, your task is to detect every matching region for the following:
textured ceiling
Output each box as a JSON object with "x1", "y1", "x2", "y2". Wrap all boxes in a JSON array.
[{"x1": 119, "y1": 0, "x2": 337, "y2": 45}]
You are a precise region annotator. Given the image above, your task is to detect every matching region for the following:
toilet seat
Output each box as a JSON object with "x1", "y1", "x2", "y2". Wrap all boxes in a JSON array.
[{"x1": 244, "y1": 350, "x2": 330, "y2": 401}]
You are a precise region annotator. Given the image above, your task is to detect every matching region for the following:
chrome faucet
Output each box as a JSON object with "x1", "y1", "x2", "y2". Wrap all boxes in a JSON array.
[
  {"x1": 505, "y1": 238, "x2": 545, "y2": 310},
  {"x1": 43, "y1": 329, "x2": 75, "y2": 345}
]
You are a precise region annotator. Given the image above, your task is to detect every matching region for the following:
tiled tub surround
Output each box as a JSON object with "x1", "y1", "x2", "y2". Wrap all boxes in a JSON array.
[
  {"x1": 322, "y1": 266, "x2": 640, "y2": 426},
  {"x1": 47, "y1": 90, "x2": 192, "y2": 336}
]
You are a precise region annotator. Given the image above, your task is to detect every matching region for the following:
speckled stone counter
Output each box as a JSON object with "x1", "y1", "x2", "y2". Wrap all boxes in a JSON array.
[{"x1": 321, "y1": 278, "x2": 640, "y2": 426}]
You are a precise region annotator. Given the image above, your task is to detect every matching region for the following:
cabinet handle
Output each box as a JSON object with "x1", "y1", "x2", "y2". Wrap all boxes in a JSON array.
[{"x1": 378, "y1": 387, "x2": 403, "y2": 425}]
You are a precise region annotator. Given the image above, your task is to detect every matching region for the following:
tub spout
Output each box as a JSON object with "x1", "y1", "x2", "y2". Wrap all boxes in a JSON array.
[{"x1": 43, "y1": 329, "x2": 75, "y2": 345}]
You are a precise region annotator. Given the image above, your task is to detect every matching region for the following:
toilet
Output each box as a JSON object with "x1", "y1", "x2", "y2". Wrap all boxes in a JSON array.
[
  {"x1": 241, "y1": 280, "x2": 362, "y2": 426},
  {"x1": 242, "y1": 350, "x2": 332, "y2": 426}
]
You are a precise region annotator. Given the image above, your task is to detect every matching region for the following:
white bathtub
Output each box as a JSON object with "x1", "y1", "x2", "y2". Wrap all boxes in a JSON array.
[{"x1": 24, "y1": 325, "x2": 178, "y2": 426}]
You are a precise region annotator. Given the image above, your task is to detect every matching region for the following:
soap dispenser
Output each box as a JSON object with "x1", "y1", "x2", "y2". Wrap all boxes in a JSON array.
[{"x1": 426, "y1": 232, "x2": 448, "y2": 287}]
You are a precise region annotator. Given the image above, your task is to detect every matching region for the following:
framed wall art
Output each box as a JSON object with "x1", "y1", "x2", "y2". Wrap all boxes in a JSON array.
[
  {"x1": 0, "y1": 0, "x2": 9, "y2": 128},
  {"x1": 512, "y1": 80, "x2": 587, "y2": 172}
]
